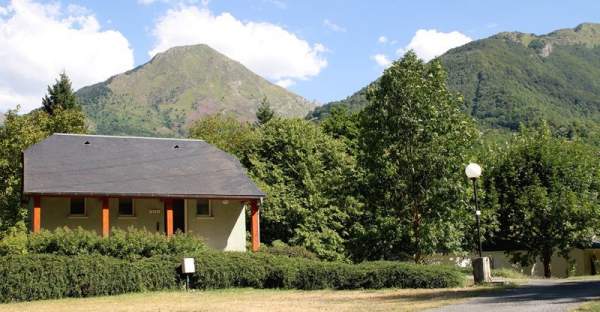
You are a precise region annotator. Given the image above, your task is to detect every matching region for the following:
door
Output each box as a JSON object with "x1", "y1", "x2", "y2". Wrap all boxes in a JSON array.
[{"x1": 173, "y1": 199, "x2": 185, "y2": 233}]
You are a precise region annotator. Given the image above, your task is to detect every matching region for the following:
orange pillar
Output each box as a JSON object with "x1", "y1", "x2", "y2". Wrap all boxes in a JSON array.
[
  {"x1": 251, "y1": 199, "x2": 260, "y2": 252},
  {"x1": 32, "y1": 195, "x2": 41, "y2": 233},
  {"x1": 102, "y1": 198, "x2": 110, "y2": 237},
  {"x1": 165, "y1": 199, "x2": 174, "y2": 237}
]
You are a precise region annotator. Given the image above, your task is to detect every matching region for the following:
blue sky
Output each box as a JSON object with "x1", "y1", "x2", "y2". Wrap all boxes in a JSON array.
[{"x1": 1, "y1": 0, "x2": 600, "y2": 112}]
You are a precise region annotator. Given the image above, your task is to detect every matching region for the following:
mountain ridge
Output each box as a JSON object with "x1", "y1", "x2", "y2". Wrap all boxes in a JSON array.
[
  {"x1": 76, "y1": 44, "x2": 315, "y2": 137},
  {"x1": 310, "y1": 23, "x2": 600, "y2": 145}
]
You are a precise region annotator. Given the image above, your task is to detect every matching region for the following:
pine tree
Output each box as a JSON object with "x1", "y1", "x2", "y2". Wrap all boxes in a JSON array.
[
  {"x1": 42, "y1": 72, "x2": 78, "y2": 115},
  {"x1": 256, "y1": 96, "x2": 275, "y2": 125}
]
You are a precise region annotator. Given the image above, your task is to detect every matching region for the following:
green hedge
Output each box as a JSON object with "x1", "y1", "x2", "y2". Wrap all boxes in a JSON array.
[
  {"x1": 0, "y1": 227, "x2": 206, "y2": 259},
  {"x1": 0, "y1": 254, "x2": 178, "y2": 302},
  {"x1": 0, "y1": 252, "x2": 463, "y2": 302},
  {"x1": 190, "y1": 252, "x2": 464, "y2": 290}
]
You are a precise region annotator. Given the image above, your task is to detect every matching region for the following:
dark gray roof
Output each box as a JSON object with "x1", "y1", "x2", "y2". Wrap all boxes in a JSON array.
[{"x1": 23, "y1": 134, "x2": 264, "y2": 199}]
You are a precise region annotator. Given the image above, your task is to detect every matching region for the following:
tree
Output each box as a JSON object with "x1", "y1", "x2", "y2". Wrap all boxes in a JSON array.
[
  {"x1": 244, "y1": 118, "x2": 361, "y2": 261},
  {"x1": 0, "y1": 107, "x2": 86, "y2": 234},
  {"x1": 483, "y1": 123, "x2": 600, "y2": 277},
  {"x1": 320, "y1": 105, "x2": 360, "y2": 153},
  {"x1": 188, "y1": 114, "x2": 257, "y2": 158},
  {"x1": 42, "y1": 72, "x2": 78, "y2": 115},
  {"x1": 256, "y1": 97, "x2": 275, "y2": 125},
  {"x1": 356, "y1": 51, "x2": 477, "y2": 263}
]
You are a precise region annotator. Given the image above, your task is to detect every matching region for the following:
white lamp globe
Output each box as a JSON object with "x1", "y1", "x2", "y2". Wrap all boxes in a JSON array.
[{"x1": 465, "y1": 163, "x2": 482, "y2": 179}]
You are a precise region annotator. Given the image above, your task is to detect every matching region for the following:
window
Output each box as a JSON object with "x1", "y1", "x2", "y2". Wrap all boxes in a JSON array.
[
  {"x1": 118, "y1": 198, "x2": 134, "y2": 216},
  {"x1": 70, "y1": 198, "x2": 86, "y2": 216},
  {"x1": 196, "y1": 199, "x2": 211, "y2": 217}
]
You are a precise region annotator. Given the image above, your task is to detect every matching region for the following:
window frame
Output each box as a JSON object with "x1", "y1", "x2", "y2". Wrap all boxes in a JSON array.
[
  {"x1": 68, "y1": 197, "x2": 87, "y2": 218},
  {"x1": 118, "y1": 198, "x2": 136, "y2": 218},
  {"x1": 195, "y1": 199, "x2": 213, "y2": 218}
]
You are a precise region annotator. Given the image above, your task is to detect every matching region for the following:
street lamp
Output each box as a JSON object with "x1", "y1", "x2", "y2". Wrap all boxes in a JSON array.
[{"x1": 465, "y1": 163, "x2": 482, "y2": 258}]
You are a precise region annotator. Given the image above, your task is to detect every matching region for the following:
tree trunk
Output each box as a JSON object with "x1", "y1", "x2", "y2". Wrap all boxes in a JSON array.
[
  {"x1": 413, "y1": 205, "x2": 421, "y2": 264},
  {"x1": 542, "y1": 249, "x2": 552, "y2": 278}
]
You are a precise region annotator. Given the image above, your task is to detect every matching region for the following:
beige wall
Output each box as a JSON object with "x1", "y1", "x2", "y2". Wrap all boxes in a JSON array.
[
  {"x1": 185, "y1": 199, "x2": 246, "y2": 252},
  {"x1": 40, "y1": 197, "x2": 103, "y2": 234},
  {"x1": 36, "y1": 196, "x2": 246, "y2": 252},
  {"x1": 108, "y1": 198, "x2": 164, "y2": 233}
]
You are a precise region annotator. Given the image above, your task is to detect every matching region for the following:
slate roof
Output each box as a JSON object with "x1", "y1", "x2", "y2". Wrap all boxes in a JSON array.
[{"x1": 23, "y1": 134, "x2": 265, "y2": 199}]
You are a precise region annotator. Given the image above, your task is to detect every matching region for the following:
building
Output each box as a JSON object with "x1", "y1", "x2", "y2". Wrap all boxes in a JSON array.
[{"x1": 22, "y1": 133, "x2": 265, "y2": 252}]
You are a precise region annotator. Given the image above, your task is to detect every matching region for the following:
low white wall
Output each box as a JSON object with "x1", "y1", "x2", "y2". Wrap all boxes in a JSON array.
[{"x1": 426, "y1": 249, "x2": 595, "y2": 278}]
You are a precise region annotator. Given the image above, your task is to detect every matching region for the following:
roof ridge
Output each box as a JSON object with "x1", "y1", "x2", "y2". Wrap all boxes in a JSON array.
[{"x1": 53, "y1": 133, "x2": 205, "y2": 142}]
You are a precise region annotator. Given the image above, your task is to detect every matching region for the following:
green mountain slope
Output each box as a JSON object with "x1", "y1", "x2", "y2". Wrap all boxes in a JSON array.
[
  {"x1": 76, "y1": 44, "x2": 315, "y2": 137},
  {"x1": 311, "y1": 23, "x2": 600, "y2": 144}
]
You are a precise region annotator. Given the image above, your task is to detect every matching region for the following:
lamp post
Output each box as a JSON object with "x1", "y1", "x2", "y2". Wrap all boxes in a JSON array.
[{"x1": 465, "y1": 163, "x2": 482, "y2": 258}]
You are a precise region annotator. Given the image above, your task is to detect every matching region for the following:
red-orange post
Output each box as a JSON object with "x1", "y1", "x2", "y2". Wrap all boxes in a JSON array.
[
  {"x1": 102, "y1": 198, "x2": 110, "y2": 237},
  {"x1": 32, "y1": 195, "x2": 41, "y2": 233},
  {"x1": 251, "y1": 199, "x2": 260, "y2": 252},
  {"x1": 165, "y1": 199, "x2": 174, "y2": 237}
]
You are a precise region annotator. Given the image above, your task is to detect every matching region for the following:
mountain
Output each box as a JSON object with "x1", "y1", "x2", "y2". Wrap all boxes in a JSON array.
[
  {"x1": 0, "y1": 112, "x2": 4, "y2": 125},
  {"x1": 76, "y1": 44, "x2": 314, "y2": 137},
  {"x1": 311, "y1": 23, "x2": 600, "y2": 145}
]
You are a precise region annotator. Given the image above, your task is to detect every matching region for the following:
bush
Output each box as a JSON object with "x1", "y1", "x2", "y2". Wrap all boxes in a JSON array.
[
  {"x1": 189, "y1": 252, "x2": 464, "y2": 290},
  {"x1": 259, "y1": 240, "x2": 318, "y2": 260},
  {"x1": 0, "y1": 254, "x2": 179, "y2": 302},
  {"x1": 492, "y1": 268, "x2": 528, "y2": 279},
  {"x1": 0, "y1": 251, "x2": 463, "y2": 302},
  {"x1": 0, "y1": 227, "x2": 206, "y2": 259}
]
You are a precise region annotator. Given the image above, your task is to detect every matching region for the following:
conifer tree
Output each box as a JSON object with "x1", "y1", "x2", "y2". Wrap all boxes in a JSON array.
[
  {"x1": 42, "y1": 72, "x2": 78, "y2": 115},
  {"x1": 256, "y1": 96, "x2": 275, "y2": 125}
]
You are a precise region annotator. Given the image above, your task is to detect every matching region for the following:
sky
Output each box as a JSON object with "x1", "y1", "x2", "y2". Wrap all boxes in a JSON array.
[{"x1": 1, "y1": 0, "x2": 600, "y2": 113}]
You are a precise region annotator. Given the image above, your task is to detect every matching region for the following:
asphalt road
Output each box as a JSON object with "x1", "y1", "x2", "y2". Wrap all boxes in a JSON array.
[{"x1": 429, "y1": 279, "x2": 600, "y2": 312}]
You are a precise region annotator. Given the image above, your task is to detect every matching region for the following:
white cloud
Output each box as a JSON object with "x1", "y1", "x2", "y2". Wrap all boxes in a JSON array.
[
  {"x1": 0, "y1": 0, "x2": 134, "y2": 112},
  {"x1": 397, "y1": 29, "x2": 471, "y2": 62},
  {"x1": 372, "y1": 54, "x2": 392, "y2": 68},
  {"x1": 275, "y1": 78, "x2": 295, "y2": 88},
  {"x1": 378, "y1": 35, "x2": 387, "y2": 44},
  {"x1": 323, "y1": 19, "x2": 346, "y2": 32},
  {"x1": 149, "y1": 5, "x2": 327, "y2": 85}
]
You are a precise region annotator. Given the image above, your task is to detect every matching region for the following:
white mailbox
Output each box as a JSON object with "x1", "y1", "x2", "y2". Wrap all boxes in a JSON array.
[{"x1": 182, "y1": 257, "x2": 196, "y2": 274}]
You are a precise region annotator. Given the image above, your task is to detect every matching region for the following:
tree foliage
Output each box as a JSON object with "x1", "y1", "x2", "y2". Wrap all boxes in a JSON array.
[
  {"x1": 356, "y1": 51, "x2": 478, "y2": 263},
  {"x1": 482, "y1": 122, "x2": 600, "y2": 277},
  {"x1": 0, "y1": 107, "x2": 86, "y2": 233},
  {"x1": 188, "y1": 114, "x2": 256, "y2": 158},
  {"x1": 244, "y1": 118, "x2": 361, "y2": 261},
  {"x1": 42, "y1": 72, "x2": 78, "y2": 115},
  {"x1": 256, "y1": 97, "x2": 275, "y2": 126}
]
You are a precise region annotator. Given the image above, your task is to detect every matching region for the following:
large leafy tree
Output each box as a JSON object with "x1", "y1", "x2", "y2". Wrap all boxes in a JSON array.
[
  {"x1": 188, "y1": 114, "x2": 256, "y2": 158},
  {"x1": 188, "y1": 116, "x2": 361, "y2": 260},
  {"x1": 483, "y1": 123, "x2": 600, "y2": 277},
  {"x1": 245, "y1": 118, "x2": 360, "y2": 261},
  {"x1": 0, "y1": 107, "x2": 86, "y2": 233},
  {"x1": 42, "y1": 72, "x2": 78, "y2": 115},
  {"x1": 356, "y1": 51, "x2": 477, "y2": 262}
]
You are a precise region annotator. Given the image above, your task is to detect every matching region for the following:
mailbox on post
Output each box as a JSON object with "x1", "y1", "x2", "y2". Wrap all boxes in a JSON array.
[{"x1": 182, "y1": 257, "x2": 195, "y2": 290}]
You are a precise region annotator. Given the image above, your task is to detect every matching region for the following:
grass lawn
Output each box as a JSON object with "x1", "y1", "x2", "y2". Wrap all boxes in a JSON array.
[
  {"x1": 0, "y1": 286, "x2": 505, "y2": 312},
  {"x1": 573, "y1": 301, "x2": 600, "y2": 311}
]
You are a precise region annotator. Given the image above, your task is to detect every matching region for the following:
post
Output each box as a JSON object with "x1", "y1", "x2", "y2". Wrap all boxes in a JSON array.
[
  {"x1": 472, "y1": 178, "x2": 482, "y2": 258},
  {"x1": 251, "y1": 199, "x2": 260, "y2": 252},
  {"x1": 32, "y1": 195, "x2": 41, "y2": 233},
  {"x1": 102, "y1": 198, "x2": 110, "y2": 237},
  {"x1": 165, "y1": 199, "x2": 173, "y2": 237}
]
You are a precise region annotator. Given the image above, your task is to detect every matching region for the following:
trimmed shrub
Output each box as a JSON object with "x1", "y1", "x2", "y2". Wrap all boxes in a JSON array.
[
  {"x1": 0, "y1": 251, "x2": 463, "y2": 302},
  {"x1": 189, "y1": 252, "x2": 464, "y2": 290},
  {"x1": 0, "y1": 227, "x2": 206, "y2": 259},
  {"x1": 259, "y1": 240, "x2": 318, "y2": 260},
  {"x1": 0, "y1": 254, "x2": 179, "y2": 302}
]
